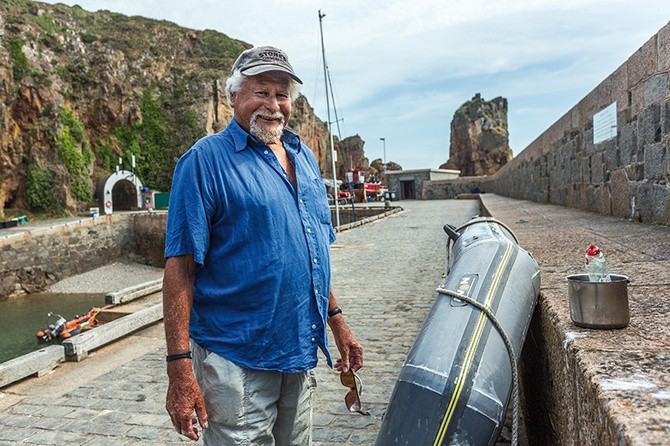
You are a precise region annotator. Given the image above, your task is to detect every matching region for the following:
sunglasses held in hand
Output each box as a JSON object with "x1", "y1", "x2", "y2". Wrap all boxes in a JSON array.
[{"x1": 340, "y1": 370, "x2": 370, "y2": 416}]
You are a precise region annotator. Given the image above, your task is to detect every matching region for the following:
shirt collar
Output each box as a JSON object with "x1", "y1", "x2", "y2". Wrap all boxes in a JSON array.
[{"x1": 228, "y1": 118, "x2": 302, "y2": 154}]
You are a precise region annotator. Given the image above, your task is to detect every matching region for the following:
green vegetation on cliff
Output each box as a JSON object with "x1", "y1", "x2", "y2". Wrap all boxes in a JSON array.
[
  {"x1": 25, "y1": 166, "x2": 55, "y2": 212},
  {"x1": 56, "y1": 108, "x2": 93, "y2": 203}
]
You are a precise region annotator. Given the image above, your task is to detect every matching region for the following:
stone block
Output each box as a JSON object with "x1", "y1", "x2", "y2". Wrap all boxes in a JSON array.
[
  {"x1": 565, "y1": 157, "x2": 577, "y2": 183},
  {"x1": 602, "y1": 140, "x2": 621, "y2": 174},
  {"x1": 583, "y1": 78, "x2": 614, "y2": 126},
  {"x1": 610, "y1": 63, "x2": 629, "y2": 111},
  {"x1": 594, "y1": 184, "x2": 612, "y2": 215},
  {"x1": 591, "y1": 153, "x2": 605, "y2": 184},
  {"x1": 582, "y1": 126, "x2": 595, "y2": 155},
  {"x1": 634, "y1": 181, "x2": 655, "y2": 223},
  {"x1": 545, "y1": 184, "x2": 556, "y2": 204},
  {"x1": 658, "y1": 21, "x2": 670, "y2": 72},
  {"x1": 610, "y1": 168, "x2": 632, "y2": 218},
  {"x1": 638, "y1": 103, "x2": 662, "y2": 147},
  {"x1": 644, "y1": 74, "x2": 669, "y2": 107},
  {"x1": 625, "y1": 161, "x2": 644, "y2": 182},
  {"x1": 650, "y1": 182, "x2": 670, "y2": 225},
  {"x1": 566, "y1": 183, "x2": 576, "y2": 208},
  {"x1": 644, "y1": 142, "x2": 665, "y2": 180},
  {"x1": 618, "y1": 121, "x2": 638, "y2": 163},
  {"x1": 630, "y1": 83, "x2": 645, "y2": 117},
  {"x1": 585, "y1": 184, "x2": 600, "y2": 214},
  {"x1": 627, "y1": 34, "x2": 658, "y2": 88},
  {"x1": 578, "y1": 182, "x2": 589, "y2": 209},
  {"x1": 548, "y1": 110, "x2": 574, "y2": 147},
  {"x1": 663, "y1": 100, "x2": 670, "y2": 136},
  {"x1": 618, "y1": 106, "x2": 633, "y2": 128}
]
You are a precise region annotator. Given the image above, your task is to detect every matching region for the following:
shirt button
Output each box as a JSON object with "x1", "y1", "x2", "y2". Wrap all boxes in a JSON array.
[
  {"x1": 311, "y1": 324, "x2": 317, "y2": 329},
  {"x1": 314, "y1": 288, "x2": 319, "y2": 295},
  {"x1": 313, "y1": 258, "x2": 318, "y2": 264},
  {"x1": 307, "y1": 228, "x2": 311, "y2": 233},
  {"x1": 264, "y1": 150, "x2": 269, "y2": 155},
  {"x1": 311, "y1": 337, "x2": 316, "y2": 342}
]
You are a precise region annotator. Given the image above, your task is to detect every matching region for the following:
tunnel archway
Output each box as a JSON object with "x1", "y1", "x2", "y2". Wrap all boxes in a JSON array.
[{"x1": 97, "y1": 170, "x2": 144, "y2": 215}]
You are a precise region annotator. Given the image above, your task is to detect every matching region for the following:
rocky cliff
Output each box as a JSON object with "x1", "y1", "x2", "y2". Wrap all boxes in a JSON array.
[
  {"x1": 442, "y1": 93, "x2": 513, "y2": 176},
  {"x1": 0, "y1": 0, "x2": 335, "y2": 216}
]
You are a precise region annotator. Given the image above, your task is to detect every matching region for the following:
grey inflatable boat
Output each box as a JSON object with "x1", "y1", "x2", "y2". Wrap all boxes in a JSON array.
[{"x1": 375, "y1": 217, "x2": 540, "y2": 446}]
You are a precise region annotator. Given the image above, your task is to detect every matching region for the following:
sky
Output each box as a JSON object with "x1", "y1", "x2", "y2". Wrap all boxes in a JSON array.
[{"x1": 38, "y1": 0, "x2": 670, "y2": 170}]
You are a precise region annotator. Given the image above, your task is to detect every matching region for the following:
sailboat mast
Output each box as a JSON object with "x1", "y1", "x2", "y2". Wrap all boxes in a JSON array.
[{"x1": 318, "y1": 10, "x2": 340, "y2": 228}]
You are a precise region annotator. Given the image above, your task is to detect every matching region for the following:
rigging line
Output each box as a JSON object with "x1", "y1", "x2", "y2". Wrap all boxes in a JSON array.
[
  {"x1": 309, "y1": 54, "x2": 323, "y2": 111},
  {"x1": 326, "y1": 64, "x2": 343, "y2": 140}
]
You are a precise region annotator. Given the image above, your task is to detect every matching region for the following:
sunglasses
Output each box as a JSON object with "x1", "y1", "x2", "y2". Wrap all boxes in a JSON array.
[{"x1": 340, "y1": 370, "x2": 370, "y2": 416}]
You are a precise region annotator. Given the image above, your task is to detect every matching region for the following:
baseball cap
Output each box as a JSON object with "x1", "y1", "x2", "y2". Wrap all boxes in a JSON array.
[{"x1": 232, "y1": 46, "x2": 303, "y2": 84}]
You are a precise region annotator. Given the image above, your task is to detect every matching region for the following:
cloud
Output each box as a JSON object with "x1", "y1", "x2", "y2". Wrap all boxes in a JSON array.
[{"x1": 37, "y1": 0, "x2": 670, "y2": 169}]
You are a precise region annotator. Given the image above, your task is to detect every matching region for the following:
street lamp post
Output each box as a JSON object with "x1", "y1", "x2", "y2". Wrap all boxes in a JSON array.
[{"x1": 380, "y1": 137, "x2": 386, "y2": 172}]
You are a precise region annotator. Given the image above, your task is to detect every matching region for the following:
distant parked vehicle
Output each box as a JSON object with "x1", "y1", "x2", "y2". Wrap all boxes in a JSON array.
[{"x1": 327, "y1": 191, "x2": 353, "y2": 205}]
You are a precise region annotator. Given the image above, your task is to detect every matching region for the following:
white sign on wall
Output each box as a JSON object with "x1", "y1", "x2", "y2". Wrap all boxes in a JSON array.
[{"x1": 593, "y1": 102, "x2": 617, "y2": 144}]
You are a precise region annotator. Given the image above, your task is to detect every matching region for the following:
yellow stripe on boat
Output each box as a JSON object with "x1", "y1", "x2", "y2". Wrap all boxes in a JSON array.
[{"x1": 433, "y1": 227, "x2": 514, "y2": 445}]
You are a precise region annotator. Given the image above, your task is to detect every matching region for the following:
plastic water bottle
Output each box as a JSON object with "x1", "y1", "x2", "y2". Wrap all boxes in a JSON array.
[{"x1": 585, "y1": 244, "x2": 609, "y2": 282}]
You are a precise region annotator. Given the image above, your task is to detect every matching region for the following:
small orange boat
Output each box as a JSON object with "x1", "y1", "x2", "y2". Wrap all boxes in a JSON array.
[{"x1": 37, "y1": 305, "x2": 112, "y2": 342}]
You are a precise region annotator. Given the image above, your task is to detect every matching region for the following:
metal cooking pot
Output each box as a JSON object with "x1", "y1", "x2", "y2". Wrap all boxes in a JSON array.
[{"x1": 566, "y1": 274, "x2": 630, "y2": 329}]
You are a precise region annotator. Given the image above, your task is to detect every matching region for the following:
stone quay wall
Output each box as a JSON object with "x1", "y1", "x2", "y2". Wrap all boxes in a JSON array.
[
  {"x1": 0, "y1": 213, "x2": 167, "y2": 301},
  {"x1": 424, "y1": 21, "x2": 670, "y2": 226}
]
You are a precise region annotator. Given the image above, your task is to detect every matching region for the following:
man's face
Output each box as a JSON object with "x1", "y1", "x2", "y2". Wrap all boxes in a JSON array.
[{"x1": 230, "y1": 72, "x2": 292, "y2": 144}]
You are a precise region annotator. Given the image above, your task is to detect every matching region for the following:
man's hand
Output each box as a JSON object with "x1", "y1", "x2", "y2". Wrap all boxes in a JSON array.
[
  {"x1": 329, "y1": 316, "x2": 363, "y2": 373},
  {"x1": 166, "y1": 361, "x2": 208, "y2": 441}
]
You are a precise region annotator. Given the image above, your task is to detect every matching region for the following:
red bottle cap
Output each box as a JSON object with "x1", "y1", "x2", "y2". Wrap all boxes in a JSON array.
[{"x1": 585, "y1": 243, "x2": 601, "y2": 256}]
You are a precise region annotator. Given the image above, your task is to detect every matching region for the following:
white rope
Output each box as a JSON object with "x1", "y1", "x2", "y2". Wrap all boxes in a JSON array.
[{"x1": 435, "y1": 287, "x2": 520, "y2": 446}]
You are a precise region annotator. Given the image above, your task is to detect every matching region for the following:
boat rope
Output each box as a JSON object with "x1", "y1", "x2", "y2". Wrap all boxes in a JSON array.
[
  {"x1": 435, "y1": 286, "x2": 520, "y2": 446},
  {"x1": 456, "y1": 216, "x2": 519, "y2": 244}
]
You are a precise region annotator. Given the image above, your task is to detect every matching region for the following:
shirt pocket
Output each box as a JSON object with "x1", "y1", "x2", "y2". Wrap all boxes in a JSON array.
[{"x1": 309, "y1": 177, "x2": 332, "y2": 225}]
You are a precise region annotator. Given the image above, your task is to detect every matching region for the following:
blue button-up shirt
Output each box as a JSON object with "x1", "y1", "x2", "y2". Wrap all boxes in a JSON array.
[{"x1": 164, "y1": 119, "x2": 336, "y2": 372}]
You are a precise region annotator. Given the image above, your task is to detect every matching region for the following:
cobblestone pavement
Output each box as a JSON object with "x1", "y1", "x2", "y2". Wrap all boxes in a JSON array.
[
  {"x1": 312, "y1": 199, "x2": 481, "y2": 445},
  {"x1": 0, "y1": 199, "x2": 487, "y2": 445}
]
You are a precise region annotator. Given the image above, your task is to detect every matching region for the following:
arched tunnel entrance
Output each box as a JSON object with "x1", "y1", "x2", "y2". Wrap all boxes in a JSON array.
[
  {"x1": 112, "y1": 179, "x2": 138, "y2": 211},
  {"x1": 96, "y1": 170, "x2": 144, "y2": 214}
]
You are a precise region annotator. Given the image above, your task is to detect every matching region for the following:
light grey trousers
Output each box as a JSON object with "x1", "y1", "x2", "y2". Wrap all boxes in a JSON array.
[{"x1": 192, "y1": 342, "x2": 316, "y2": 446}]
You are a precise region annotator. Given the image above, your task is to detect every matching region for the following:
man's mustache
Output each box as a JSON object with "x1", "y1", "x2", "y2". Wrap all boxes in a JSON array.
[{"x1": 252, "y1": 110, "x2": 284, "y2": 124}]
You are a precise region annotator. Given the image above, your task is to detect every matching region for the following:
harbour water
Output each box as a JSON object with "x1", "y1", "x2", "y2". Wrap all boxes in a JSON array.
[{"x1": 0, "y1": 292, "x2": 106, "y2": 364}]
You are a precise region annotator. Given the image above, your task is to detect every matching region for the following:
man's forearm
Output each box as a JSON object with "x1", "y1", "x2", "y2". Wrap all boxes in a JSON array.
[{"x1": 163, "y1": 255, "x2": 196, "y2": 355}]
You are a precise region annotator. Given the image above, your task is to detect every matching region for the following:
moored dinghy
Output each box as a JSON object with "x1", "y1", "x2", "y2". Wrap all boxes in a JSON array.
[{"x1": 375, "y1": 217, "x2": 540, "y2": 446}]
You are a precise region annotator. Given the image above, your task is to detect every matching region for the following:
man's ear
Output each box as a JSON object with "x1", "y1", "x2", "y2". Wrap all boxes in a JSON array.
[{"x1": 229, "y1": 91, "x2": 237, "y2": 108}]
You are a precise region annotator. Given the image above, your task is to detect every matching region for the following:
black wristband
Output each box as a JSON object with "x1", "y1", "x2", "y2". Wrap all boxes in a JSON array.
[
  {"x1": 328, "y1": 306, "x2": 343, "y2": 318},
  {"x1": 166, "y1": 351, "x2": 192, "y2": 362}
]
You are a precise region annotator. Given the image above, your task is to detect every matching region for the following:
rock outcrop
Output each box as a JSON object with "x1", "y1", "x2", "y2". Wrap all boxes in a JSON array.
[
  {"x1": 337, "y1": 135, "x2": 367, "y2": 177},
  {"x1": 443, "y1": 93, "x2": 512, "y2": 176}
]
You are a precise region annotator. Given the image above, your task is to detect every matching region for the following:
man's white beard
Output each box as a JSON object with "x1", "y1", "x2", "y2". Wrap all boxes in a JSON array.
[{"x1": 250, "y1": 110, "x2": 285, "y2": 144}]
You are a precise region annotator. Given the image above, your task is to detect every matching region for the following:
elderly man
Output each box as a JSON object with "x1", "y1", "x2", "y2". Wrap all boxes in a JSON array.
[{"x1": 163, "y1": 46, "x2": 363, "y2": 445}]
